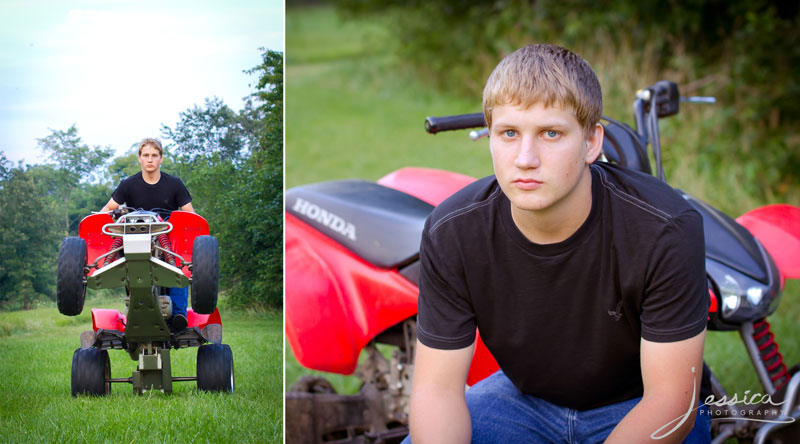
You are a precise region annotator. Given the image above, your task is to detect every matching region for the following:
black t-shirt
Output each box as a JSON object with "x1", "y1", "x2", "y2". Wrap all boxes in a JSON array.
[
  {"x1": 417, "y1": 162, "x2": 708, "y2": 411},
  {"x1": 111, "y1": 172, "x2": 192, "y2": 212}
]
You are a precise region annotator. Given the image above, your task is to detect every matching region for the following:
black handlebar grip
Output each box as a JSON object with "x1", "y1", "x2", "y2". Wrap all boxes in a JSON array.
[{"x1": 425, "y1": 113, "x2": 486, "y2": 134}]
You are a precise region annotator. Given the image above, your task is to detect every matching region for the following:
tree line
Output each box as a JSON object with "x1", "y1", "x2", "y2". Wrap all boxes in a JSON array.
[{"x1": 0, "y1": 49, "x2": 283, "y2": 311}]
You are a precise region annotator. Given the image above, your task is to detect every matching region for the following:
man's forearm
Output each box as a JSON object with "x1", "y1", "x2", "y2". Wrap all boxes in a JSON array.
[
  {"x1": 409, "y1": 388, "x2": 471, "y2": 444},
  {"x1": 606, "y1": 395, "x2": 696, "y2": 443},
  {"x1": 100, "y1": 198, "x2": 119, "y2": 213}
]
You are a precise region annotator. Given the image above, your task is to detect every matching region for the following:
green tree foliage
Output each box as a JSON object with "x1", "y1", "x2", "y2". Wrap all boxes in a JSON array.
[
  {"x1": 163, "y1": 49, "x2": 284, "y2": 309},
  {"x1": 247, "y1": 49, "x2": 284, "y2": 163},
  {"x1": 0, "y1": 154, "x2": 61, "y2": 309},
  {"x1": 106, "y1": 152, "x2": 142, "y2": 186},
  {"x1": 162, "y1": 98, "x2": 253, "y2": 161},
  {"x1": 36, "y1": 125, "x2": 114, "y2": 235},
  {"x1": 335, "y1": 0, "x2": 800, "y2": 200}
]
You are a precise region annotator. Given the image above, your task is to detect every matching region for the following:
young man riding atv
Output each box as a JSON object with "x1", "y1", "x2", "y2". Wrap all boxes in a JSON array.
[
  {"x1": 407, "y1": 44, "x2": 710, "y2": 443},
  {"x1": 58, "y1": 136, "x2": 231, "y2": 396},
  {"x1": 100, "y1": 138, "x2": 194, "y2": 332}
]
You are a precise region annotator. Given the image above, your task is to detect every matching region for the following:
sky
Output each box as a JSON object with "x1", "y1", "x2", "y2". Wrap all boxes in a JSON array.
[{"x1": 0, "y1": 0, "x2": 283, "y2": 164}]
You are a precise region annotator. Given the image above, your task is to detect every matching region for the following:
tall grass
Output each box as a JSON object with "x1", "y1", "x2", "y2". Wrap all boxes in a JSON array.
[
  {"x1": 0, "y1": 294, "x2": 283, "y2": 443},
  {"x1": 285, "y1": 4, "x2": 800, "y2": 401}
]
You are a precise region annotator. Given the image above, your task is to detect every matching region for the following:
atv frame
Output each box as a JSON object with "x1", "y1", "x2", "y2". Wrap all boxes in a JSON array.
[{"x1": 58, "y1": 208, "x2": 233, "y2": 395}]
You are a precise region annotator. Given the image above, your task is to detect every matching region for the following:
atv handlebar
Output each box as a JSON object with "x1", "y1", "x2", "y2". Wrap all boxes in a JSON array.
[
  {"x1": 92, "y1": 206, "x2": 174, "y2": 221},
  {"x1": 425, "y1": 113, "x2": 486, "y2": 134}
]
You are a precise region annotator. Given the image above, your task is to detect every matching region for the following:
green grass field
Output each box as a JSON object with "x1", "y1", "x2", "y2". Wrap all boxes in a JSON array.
[
  {"x1": 285, "y1": 4, "x2": 800, "y2": 403},
  {"x1": 0, "y1": 294, "x2": 282, "y2": 443}
]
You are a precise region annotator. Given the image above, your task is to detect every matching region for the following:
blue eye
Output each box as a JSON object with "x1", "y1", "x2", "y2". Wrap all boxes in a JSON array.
[
  {"x1": 545, "y1": 130, "x2": 559, "y2": 138},
  {"x1": 504, "y1": 129, "x2": 516, "y2": 137}
]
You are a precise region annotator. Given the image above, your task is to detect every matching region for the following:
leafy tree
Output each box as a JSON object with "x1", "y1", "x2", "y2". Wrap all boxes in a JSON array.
[
  {"x1": 161, "y1": 97, "x2": 253, "y2": 162},
  {"x1": 0, "y1": 154, "x2": 61, "y2": 309},
  {"x1": 106, "y1": 152, "x2": 141, "y2": 186},
  {"x1": 37, "y1": 125, "x2": 114, "y2": 234},
  {"x1": 247, "y1": 49, "x2": 283, "y2": 162},
  {"x1": 162, "y1": 49, "x2": 284, "y2": 309},
  {"x1": 0, "y1": 152, "x2": 8, "y2": 177}
]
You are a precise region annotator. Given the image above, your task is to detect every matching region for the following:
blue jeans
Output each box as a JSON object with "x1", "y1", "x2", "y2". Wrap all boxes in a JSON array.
[
  {"x1": 169, "y1": 287, "x2": 188, "y2": 318},
  {"x1": 402, "y1": 370, "x2": 711, "y2": 444}
]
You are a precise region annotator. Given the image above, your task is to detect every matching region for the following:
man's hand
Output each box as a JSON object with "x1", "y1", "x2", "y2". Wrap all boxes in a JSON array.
[
  {"x1": 409, "y1": 341, "x2": 474, "y2": 444},
  {"x1": 606, "y1": 330, "x2": 706, "y2": 443}
]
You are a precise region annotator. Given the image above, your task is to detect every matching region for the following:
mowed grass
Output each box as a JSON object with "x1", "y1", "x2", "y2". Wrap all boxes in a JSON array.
[
  {"x1": 285, "y1": 4, "x2": 800, "y2": 401},
  {"x1": 285, "y1": 5, "x2": 494, "y2": 190},
  {"x1": 0, "y1": 295, "x2": 282, "y2": 443}
]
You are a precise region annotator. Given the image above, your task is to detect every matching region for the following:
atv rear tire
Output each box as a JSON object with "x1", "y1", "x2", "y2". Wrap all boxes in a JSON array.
[
  {"x1": 191, "y1": 235, "x2": 219, "y2": 314},
  {"x1": 197, "y1": 344, "x2": 234, "y2": 392},
  {"x1": 71, "y1": 348, "x2": 110, "y2": 396},
  {"x1": 57, "y1": 237, "x2": 87, "y2": 316}
]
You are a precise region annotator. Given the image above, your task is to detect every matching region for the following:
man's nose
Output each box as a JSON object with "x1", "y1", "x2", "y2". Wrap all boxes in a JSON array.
[{"x1": 514, "y1": 137, "x2": 541, "y2": 169}]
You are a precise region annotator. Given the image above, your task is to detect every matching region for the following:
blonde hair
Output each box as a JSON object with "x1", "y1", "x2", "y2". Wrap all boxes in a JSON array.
[
  {"x1": 137, "y1": 138, "x2": 163, "y2": 156},
  {"x1": 483, "y1": 44, "x2": 602, "y2": 138}
]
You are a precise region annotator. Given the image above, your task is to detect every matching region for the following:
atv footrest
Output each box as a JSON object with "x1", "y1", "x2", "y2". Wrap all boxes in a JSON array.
[
  {"x1": 172, "y1": 328, "x2": 205, "y2": 349},
  {"x1": 95, "y1": 329, "x2": 125, "y2": 350}
]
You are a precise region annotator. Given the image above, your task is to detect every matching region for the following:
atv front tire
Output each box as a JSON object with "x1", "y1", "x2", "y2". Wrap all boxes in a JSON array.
[
  {"x1": 71, "y1": 348, "x2": 110, "y2": 396},
  {"x1": 57, "y1": 237, "x2": 87, "y2": 316},
  {"x1": 197, "y1": 344, "x2": 234, "y2": 392},
  {"x1": 191, "y1": 235, "x2": 219, "y2": 314}
]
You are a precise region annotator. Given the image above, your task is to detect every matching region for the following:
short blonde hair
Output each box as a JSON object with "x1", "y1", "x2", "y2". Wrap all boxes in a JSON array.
[
  {"x1": 138, "y1": 138, "x2": 163, "y2": 156},
  {"x1": 483, "y1": 44, "x2": 602, "y2": 138}
]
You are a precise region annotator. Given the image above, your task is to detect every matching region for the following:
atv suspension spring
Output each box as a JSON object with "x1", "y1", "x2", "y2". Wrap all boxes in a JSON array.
[
  {"x1": 157, "y1": 234, "x2": 178, "y2": 267},
  {"x1": 752, "y1": 319, "x2": 790, "y2": 391},
  {"x1": 104, "y1": 238, "x2": 123, "y2": 265}
]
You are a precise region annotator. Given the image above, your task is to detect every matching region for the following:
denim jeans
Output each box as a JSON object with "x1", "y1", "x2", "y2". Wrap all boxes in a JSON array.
[
  {"x1": 402, "y1": 370, "x2": 711, "y2": 444},
  {"x1": 168, "y1": 286, "x2": 188, "y2": 318}
]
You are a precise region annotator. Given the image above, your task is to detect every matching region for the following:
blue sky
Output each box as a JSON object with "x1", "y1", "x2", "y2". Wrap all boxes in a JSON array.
[{"x1": 0, "y1": 0, "x2": 283, "y2": 164}]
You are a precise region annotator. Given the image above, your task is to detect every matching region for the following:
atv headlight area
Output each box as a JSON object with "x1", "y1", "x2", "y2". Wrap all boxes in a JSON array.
[
  {"x1": 103, "y1": 222, "x2": 172, "y2": 236},
  {"x1": 707, "y1": 259, "x2": 781, "y2": 323}
]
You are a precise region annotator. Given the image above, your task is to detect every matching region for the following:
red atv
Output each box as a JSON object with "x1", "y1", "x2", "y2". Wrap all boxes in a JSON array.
[
  {"x1": 57, "y1": 207, "x2": 233, "y2": 395},
  {"x1": 285, "y1": 82, "x2": 800, "y2": 443}
]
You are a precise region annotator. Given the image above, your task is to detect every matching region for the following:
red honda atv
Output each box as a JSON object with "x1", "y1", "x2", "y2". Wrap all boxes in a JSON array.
[
  {"x1": 57, "y1": 206, "x2": 233, "y2": 395},
  {"x1": 285, "y1": 82, "x2": 800, "y2": 443}
]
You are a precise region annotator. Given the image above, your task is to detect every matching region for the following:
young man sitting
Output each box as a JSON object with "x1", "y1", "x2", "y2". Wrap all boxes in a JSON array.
[
  {"x1": 407, "y1": 44, "x2": 710, "y2": 443},
  {"x1": 100, "y1": 138, "x2": 195, "y2": 331}
]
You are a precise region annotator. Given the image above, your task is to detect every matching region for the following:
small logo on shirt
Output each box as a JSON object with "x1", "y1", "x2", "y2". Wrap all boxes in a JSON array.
[{"x1": 608, "y1": 300, "x2": 623, "y2": 321}]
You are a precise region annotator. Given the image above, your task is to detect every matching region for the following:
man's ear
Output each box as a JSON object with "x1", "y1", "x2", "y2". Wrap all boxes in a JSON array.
[{"x1": 585, "y1": 123, "x2": 604, "y2": 164}]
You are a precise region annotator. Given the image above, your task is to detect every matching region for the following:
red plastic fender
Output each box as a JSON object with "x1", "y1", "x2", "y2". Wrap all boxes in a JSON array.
[
  {"x1": 736, "y1": 204, "x2": 800, "y2": 280},
  {"x1": 78, "y1": 214, "x2": 115, "y2": 275},
  {"x1": 92, "y1": 308, "x2": 220, "y2": 332},
  {"x1": 92, "y1": 308, "x2": 127, "y2": 332},
  {"x1": 378, "y1": 167, "x2": 476, "y2": 206},
  {"x1": 378, "y1": 168, "x2": 502, "y2": 382},
  {"x1": 287, "y1": 167, "x2": 502, "y2": 383},
  {"x1": 78, "y1": 211, "x2": 210, "y2": 278},
  {"x1": 167, "y1": 211, "x2": 211, "y2": 277},
  {"x1": 187, "y1": 307, "x2": 222, "y2": 329},
  {"x1": 708, "y1": 288, "x2": 718, "y2": 313},
  {"x1": 286, "y1": 213, "x2": 419, "y2": 375}
]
